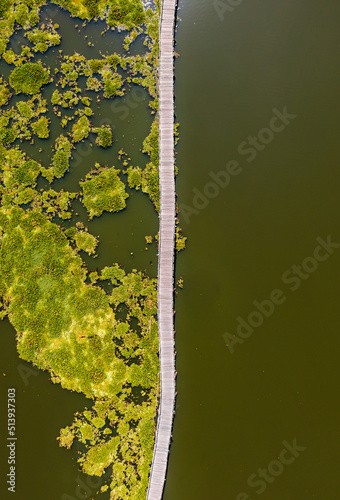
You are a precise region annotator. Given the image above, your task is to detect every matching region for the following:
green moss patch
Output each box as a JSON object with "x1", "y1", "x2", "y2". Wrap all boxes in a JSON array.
[
  {"x1": 9, "y1": 62, "x2": 50, "y2": 95},
  {"x1": 0, "y1": 76, "x2": 10, "y2": 106},
  {"x1": 93, "y1": 125, "x2": 113, "y2": 148},
  {"x1": 80, "y1": 165, "x2": 129, "y2": 218},
  {"x1": 71, "y1": 115, "x2": 90, "y2": 142},
  {"x1": 31, "y1": 116, "x2": 50, "y2": 139}
]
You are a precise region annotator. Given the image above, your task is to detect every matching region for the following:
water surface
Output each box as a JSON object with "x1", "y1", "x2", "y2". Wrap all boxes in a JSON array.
[{"x1": 166, "y1": 1, "x2": 340, "y2": 499}]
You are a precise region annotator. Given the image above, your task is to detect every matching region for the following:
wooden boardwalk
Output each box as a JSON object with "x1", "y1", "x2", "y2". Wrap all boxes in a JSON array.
[{"x1": 146, "y1": 1, "x2": 177, "y2": 499}]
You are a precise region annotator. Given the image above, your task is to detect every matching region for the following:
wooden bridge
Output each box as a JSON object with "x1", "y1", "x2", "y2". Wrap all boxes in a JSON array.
[{"x1": 146, "y1": 0, "x2": 177, "y2": 499}]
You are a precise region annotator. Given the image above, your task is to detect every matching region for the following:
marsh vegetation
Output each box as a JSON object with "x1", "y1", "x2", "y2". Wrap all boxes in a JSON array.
[{"x1": 0, "y1": 0, "x2": 165, "y2": 498}]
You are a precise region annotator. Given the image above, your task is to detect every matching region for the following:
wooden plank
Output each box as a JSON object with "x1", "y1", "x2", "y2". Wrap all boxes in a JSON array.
[{"x1": 146, "y1": 2, "x2": 177, "y2": 497}]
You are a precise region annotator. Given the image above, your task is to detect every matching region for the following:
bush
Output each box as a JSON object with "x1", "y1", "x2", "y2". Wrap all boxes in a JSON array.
[
  {"x1": 107, "y1": 0, "x2": 145, "y2": 30},
  {"x1": 28, "y1": 9, "x2": 39, "y2": 26},
  {"x1": 15, "y1": 3, "x2": 28, "y2": 26},
  {"x1": 9, "y1": 62, "x2": 50, "y2": 95},
  {"x1": 31, "y1": 116, "x2": 50, "y2": 139},
  {"x1": 52, "y1": 150, "x2": 69, "y2": 178},
  {"x1": 71, "y1": 115, "x2": 90, "y2": 142},
  {"x1": 0, "y1": 77, "x2": 10, "y2": 107},
  {"x1": 141, "y1": 162, "x2": 159, "y2": 211},
  {"x1": 103, "y1": 73, "x2": 123, "y2": 98},
  {"x1": 0, "y1": 128, "x2": 16, "y2": 145},
  {"x1": 88, "y1": 59, "x2": 105, "y2": 73},
  {"x1": 80, "y1": 166, "x2": 129, "y2": 218},
  {"x1": 93, "y1": 125, "x2": 113, "y2": 148},
  {"x1": 126, "y1": 166, "x2": 142, "y2": 190},
  {"x1": 0, "y1": 0, "x2": 12, "y2": 18},
  {"x1": 83, "y1": 0, "x2": 99, "y2": 18}
]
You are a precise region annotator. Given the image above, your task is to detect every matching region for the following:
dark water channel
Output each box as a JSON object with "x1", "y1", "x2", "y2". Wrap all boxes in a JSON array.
[{"x1": 165, "y1": 1, "x2": 340, "y2": 499}]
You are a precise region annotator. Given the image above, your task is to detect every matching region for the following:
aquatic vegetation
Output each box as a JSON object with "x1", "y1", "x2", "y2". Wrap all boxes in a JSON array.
[
  {"x1": 0, "y1": 0, "x2": 165, "y2": 497},
  {"x1": 80, "y1": 164, "x2": 129, "y2": 218},
  {"x1": 141, "y1": 162, "x2": 159, "y2": 211},
  {"x1": 143, "y1": 118, "x2": 159, "y2": 167},
  {"x1": 57, "y1": 52, "x2": 126, "y2": 99},
  {"x1": 126, "y1": 165, "x2": 142, "y2": 190},
  {"x1": 65, "y1": 226, "x2": 98, "y2": 255},
  {"x1": 31, "y1": 116, "x2": 50, "y2": 138},
  {"x1": 28, "y1": 188, "x2": 75, "y2": 220},
  {"x1": 176, "y1": 227, "x2": 186, "y2": 252},
  {"x1": 0, "y1": 146, "x2": 41, "y2": 191},
  {"x1": 9, "y1": 62, "x2": 50, "y2": 95},
  {"x1": 48, "y1": 135, "x2": 73, "y2": 180},
  {"x1": 107, "y1": 0, "x2": 146, "y2": 30},
  {"x1": 0, "y1": 94, "x2": 49, "y2": 143},
  {"x1": 93, "y1": 125, "x2": 113, "y2": 148},
  {"x1": 26, "y1": 22, "x2": 61, "y2": 52},
  {"x1": 103, "y1": 71, "x2": 124, "y2": 98},
  {"x1": 0, "y1": 198, "x2": 159, "y2": 498},
  {"x1": 71, "y1": 115, "x2": 90, "y2": 142},
  {"x1": 0, "y1": 77, "x2": 10, "y2": 106}
]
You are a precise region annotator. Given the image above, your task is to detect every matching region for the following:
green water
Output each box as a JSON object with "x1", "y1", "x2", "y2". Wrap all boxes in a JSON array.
[
  {"x1": 0, "y1": 5, "x2": 157, "y2": 499},
  {"x1": 165, "y1": 1, "x2": 340, "y2": 499}
]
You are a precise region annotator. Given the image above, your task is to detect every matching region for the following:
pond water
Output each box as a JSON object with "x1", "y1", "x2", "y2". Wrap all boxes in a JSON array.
[
  {"x1": 165, "y1": 1, "x2": 340, "y2": 499},
  {"x1": 0, "y1": 5, "x2": 157, "y2": 500}
]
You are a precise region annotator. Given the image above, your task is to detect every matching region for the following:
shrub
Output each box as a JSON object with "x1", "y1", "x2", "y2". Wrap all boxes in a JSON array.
[
  {"x1": 0, "y1": 77, "x2": 10, "y2": 107},
  {"x1": 88, "y1": 59, "x2": 105, "y2": 73},
  {"x1": 71, "y1": 115, "x2": 90, "y2": 142},
  {"x1": 15, "y1": 3, "x2": 28, "y2": 26},
  {"x1": 9, "y1": 62, "x2": 50, "y2": 95},
  {"x1": 103, "y1": 73, "x2": 124, "y2": 98},
  {"x1": 31, "y1": 116, "x2": 50, "y2": 139},
  {"x1": 80, "y1": 166, "x2": 129, "y2": 218},
  {"x1": 107, "y1": 0, "x2": 145, "y2": 31},
  {"x1": 0, "y1": 0, "x2": 12, "y2": 18},
  {"x1": 141, "y1": 162, "x2": 159, "y2": 211},
  {"x1": 52, "y1": 150, "x2": 69, "y2": 178},
  {"x1": 0, "y1": 128, "x2": 16, "y2": 145},
  {"x1": 126, "y1": 166, "x2": 142, "y2": 190},
  {"x1": 28, "y1": 9, "x2": 39, "y2": 26},
  {"x1": 93, "y1": 125, "x2": 113, "y2": 148}
]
